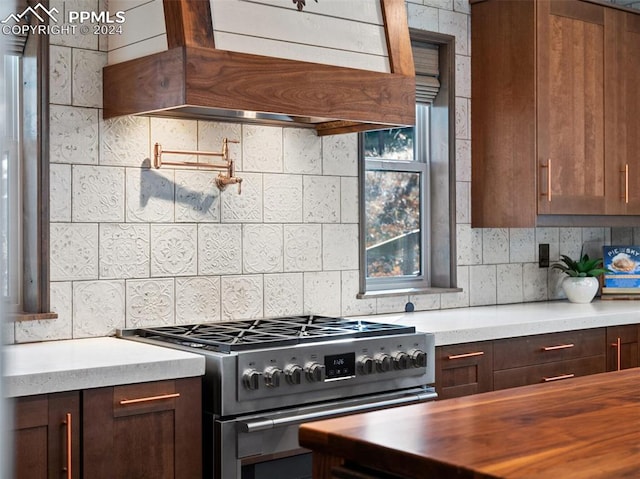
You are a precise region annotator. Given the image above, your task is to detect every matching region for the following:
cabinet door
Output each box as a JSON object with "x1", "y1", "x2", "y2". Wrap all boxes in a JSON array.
[
  {"x1": 83, "y1": 377, "x2": 202, "y2": 479},
  {"x1": 537, "y1": 0, "x2": 607, "y2": 215},
  {"x1": 435, "y1": 342, "x2": 493, "y2": 399},
  {"x1": 13, "y1": 392, "x2": 80, "y2": 479},
  {"x1": 606, "y1": 324, "x2": 640, "y2": 371}
]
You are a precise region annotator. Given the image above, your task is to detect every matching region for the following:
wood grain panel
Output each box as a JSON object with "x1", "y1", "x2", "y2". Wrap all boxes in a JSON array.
[
  {"x1": 163, "y1": 0, "x2": 214, "y2": 49},
  {"x1": 381, "y1": 0, "x2": 414, "y2": 75}
]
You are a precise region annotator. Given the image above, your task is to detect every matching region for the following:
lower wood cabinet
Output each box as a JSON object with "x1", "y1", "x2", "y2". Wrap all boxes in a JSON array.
[
  {"x1": 13, "y1": 391, "x2": 80, "y2": 479},
  {"x1": 606, "y1": 324, "x2": 640, "y2": 371},
  {"x1": 434, "y1": 341, "x2": 493, "y2": 399},
  {"x1": 13, "y1": 377, "x2": 201, "y2": 479}
]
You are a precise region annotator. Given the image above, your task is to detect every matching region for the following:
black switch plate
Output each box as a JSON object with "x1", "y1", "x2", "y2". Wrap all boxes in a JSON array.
[{"x1": 539, "y1": 243, "x2": 550, "y2": 268}]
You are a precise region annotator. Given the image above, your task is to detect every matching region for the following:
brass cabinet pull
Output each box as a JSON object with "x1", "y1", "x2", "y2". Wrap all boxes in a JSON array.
[
  {"x1": 540, "y1": 159, "x2": 552, "y2": 202},
  {"x1": 63, "y1": 413, "x2": 72, "y2": 479},
  {"x1": 119, "y1": 392, "x2": 181, "y2": 405},
  {"x1": 543, "y1": 373, "x2": 575, "y2": 382},
  {"x1": 612, "y1": 337, "x2": 622, "y2": 371},
  {"x1": 542, "y1": 343, "x2": 574, "y2": 351},
  {"x1": 448, "y1": 351, "x2": 484, "y2": 360},
  {"x1": 621, "y1": 164, "x2": 629, "y2": 204}
]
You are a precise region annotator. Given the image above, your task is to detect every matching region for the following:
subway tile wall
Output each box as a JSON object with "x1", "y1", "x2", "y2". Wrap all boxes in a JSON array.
[{"x1": 12, "y1": 0, "x2": 617, "y2": 342}]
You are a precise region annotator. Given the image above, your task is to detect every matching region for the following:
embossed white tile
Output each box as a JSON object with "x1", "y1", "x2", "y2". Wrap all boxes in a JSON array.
[
  {"x1": 376, "y1": 296, "x2": 409, "y2": 314},
  {"x1": 175, "y1": 170, "x2": 221, "y2": 222},
  {"x1": 303, "y1": 271, "x2": 341, "y2": 316},
  {"x1": 407, "y1": 3, "x2": 439, "y2": 32},
  {"x1": 283, "y1": 128, "x2": 322, "y2": 175},
  {"x1": 441, "y1": 266, "x2": 470, "y2": 309},
  {"x1": 263, "y1": 174, "x2": 302, "y2": 223},
  {"x1": 283, "y1": 224, "x2": 322, "y2": 272},
  {"x1": 456, "y1": 139, "x2": 471, "y2": 182},
  {"x1": 456, "y1": 181, "x2": 470, "y2": 224},
  {"x1": 151, "y1": 224, "x2": 197, "y2": 277},
  {"x1": 341, "y1": 177, "x2": 358, "y2": 224},
  {"x1": 126, "y1": 278, "x2": 175, "y2": 327},
  {"x1": 469, "y1": 264, "x2": 497, "y2": 306},
  {"x1": 322, "y1": 134, "x2": 357, "y2": 177},
  {"x1": 50, "y1": 45, "x2": 71, "y2": 105},
  {"x1": 125, "y1": 167, "x2": 175, "y2": 222},
  {"x1": 242, "y1": 125, "x2": 283, "y2": 172},
  {"x1": 15, "y1": 282, "x2": 73, "y2": 343},
  {"x1": 50, "y1": 223, "x2": 98, "y2": 280},
  {"x1": 72, "y1": 165, "x2": 125, "y2": 222},
  {"x1": 221, "y1": 172, "x2": 263, "y2": 223},
  {"x1": 72, "y1": 49, "x2": 106, "y2": 108},
  {"x1": 303, "y1": 176, "x2": 340, "y2": 223},
  {"x1": 409, "y1": 293, "x2": 441, "y2": 312},
  {"x1": 197, "y1": 121, "x2": 242, "y2": 170},
  {"x1": 482, "y1": 228, "x2": 509, "y2": 264},
  {"x1": 73, "y1": 280, "x2": 126, "y2": 337},
  {"x1": 243, "y1": 224, "x2": 283, "y2": 273},
  {"x1": 50, "y1": 105, "x2": 99, "y2": 164},
  {"x1": 176, "y1": 276, "x2": 221, "y2": 324},
  {"x1": 455, "y1": 54, "x2": 471, "y2": 98},
  {"x1": 497, "y1": 264, "x2": 523, "y2": 304},
  {"x1": 559, "y1": 227, "x2": 583, "y2": 261},
  {"x1": 198, "y1": 224, "x2": 242, "y2": 275},
  {"x1": 100, "y1": 115, "x2": 150, "y2": 166},
  {"x1": 457, "y1": 223, "x2": 482, "y2": 265},
  {"x1": 221, "y1": 275, "x2": 263, "y2": 320},
  {"x1": 100, "y1": 223, "x2": 149, "y2": 279},
  {"x1": 150, "y1": 118, "x2": 198, "y2": 163},
  {"x1": 264, "y1": 273, "x2": 304, "y2": 317},
  {"x1": 439, "y1": 9, "x2": 469, "y2": 55},
  {"x1": 50, "y1": 163, "x2": 71, "y2": 222},
  {"x1": 340, "y1": 270, "x2": 376, "y2": 316},
  {"x1": 509, "y1": 228, "x2": 535, "y2": 263},
  {"x1": 523, "y1": 263, "x2": 548, "y2": 302},
  {"x1": 455, "y1": 97, "x2": 469, "y2": 140},
  {"x1": 49, "y1": 0, "x2": 99, "y2": 49},
  {"x1": 323, "y1": 224, "x2": 359, "y2": 270},
  {"x1": 535, "y1": 227, "x2": 560, "y2": 262}
]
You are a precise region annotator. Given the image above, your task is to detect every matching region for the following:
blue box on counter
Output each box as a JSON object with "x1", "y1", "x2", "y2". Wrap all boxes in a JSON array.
[{"x1": 602, "y1": 246, "x2": 640, "y2": 293}]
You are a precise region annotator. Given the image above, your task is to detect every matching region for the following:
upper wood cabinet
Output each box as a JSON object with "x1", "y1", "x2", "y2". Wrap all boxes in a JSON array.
[{"x1": 471, "y1": 0, "x2": 640, "y2": 227}]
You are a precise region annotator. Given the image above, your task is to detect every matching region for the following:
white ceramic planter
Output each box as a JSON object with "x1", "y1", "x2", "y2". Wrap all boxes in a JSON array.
[{"x1": 562, "y1": 276, "x2": 599, "y2": 303}]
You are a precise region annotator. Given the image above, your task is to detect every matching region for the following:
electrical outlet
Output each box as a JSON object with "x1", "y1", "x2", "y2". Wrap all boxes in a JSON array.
[{"x1": 539, "y1": 243, "x2": 550, "y2": 268}]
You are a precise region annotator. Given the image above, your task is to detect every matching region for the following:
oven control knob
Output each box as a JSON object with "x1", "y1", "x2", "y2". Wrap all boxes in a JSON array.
[
  {"x1": 409, "y1": 349, "x2": 427, "y2": 368},
  {"x1": 242, "y1": 369, "x2": 262, "y2": 391},
  {"x1": 264, "y1": 367, "x2": 283, "y2": 388},
  {"x1": 305, "y1": 362, "x2": 326, "y2": 383},
  {"x1": 357, "y1": 356, "x2": 375, "y2": 375},
  {"x1": 393, "y1": 352, "x2": 411, "y2": 370},
  {"x1": 374, "y1": 353, "x2": 392, "y2": 373},
  {"x1": 284, "y1": 364, "x2": 303, "y2": 385}
]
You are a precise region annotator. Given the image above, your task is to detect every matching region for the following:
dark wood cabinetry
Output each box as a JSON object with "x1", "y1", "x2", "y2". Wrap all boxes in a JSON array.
[
  {"x1": 471, "y1": 0, "x2": 640, "y2": 227},
  {"x1": 13, "y1": 391, "x2": 80, "y2": 479},
  {"x1": 606, "y1": 324, "x2": 640, "y2": 371},
  {"x1": 13, "y1": 378, "x2": 201, "y2": 479},
  {"x1": 434, "y1": 341, "x2": 493, "y2": 399}
]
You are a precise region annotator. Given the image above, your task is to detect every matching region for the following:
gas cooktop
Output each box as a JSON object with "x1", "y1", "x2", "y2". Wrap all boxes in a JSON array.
[{"x1": 126, "y1": 315, "x2": 415, "y2": 353}]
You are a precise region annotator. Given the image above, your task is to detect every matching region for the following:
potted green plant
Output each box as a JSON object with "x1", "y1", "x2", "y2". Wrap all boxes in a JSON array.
[{"x1": 552, "y1": 253, "x2": 608, "y2": 303}]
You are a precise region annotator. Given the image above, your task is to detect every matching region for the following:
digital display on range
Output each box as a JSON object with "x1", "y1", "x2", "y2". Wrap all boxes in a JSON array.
[{"x1": 324, "y1": 352, "x2": 356, "y2": 380}]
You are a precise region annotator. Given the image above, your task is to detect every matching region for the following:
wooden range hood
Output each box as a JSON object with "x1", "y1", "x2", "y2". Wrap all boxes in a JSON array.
[{"x1": 103, "y1": 0, "x2": 415, "y2": 136}]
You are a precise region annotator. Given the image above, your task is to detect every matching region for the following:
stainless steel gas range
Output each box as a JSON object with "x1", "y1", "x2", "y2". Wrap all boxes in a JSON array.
[{"x1": 118, "y1": 315, "x2": 436, "y2": 479}]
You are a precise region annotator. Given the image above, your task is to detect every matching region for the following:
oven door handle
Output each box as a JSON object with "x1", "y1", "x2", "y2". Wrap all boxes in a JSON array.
[{"x1": 238, "y1": 390, "x2": 437, "y2": 433}]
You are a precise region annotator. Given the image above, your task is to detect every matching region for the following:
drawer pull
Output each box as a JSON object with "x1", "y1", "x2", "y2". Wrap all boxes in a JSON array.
[
  {"x1": 448, "y1": 351, "x2": 484, "y2": 360},
  {"x1": 542, "y1": 343, "x2": 574, "y2": 351},
  {"x1": 63, "y1": 413, "x2": 72, "y2": 479},
  {"x1": 543, "y1": 373, "x2": 575, "y2": 382},
  {"x1": 119, "y1": 392, "x2": 180, "y2": 405}
]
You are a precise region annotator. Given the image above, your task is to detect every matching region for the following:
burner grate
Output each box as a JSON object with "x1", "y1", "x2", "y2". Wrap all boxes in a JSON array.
[{"x1": 135, "y1": 315, "x2": 415, "y2": 352}]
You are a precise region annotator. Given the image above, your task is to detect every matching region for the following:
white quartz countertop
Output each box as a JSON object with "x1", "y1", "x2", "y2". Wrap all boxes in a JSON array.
[
  {"x1": 3, "y1": 337, "x2": 205, "y2": 398},
  {"x1": 359, "y1": 300, "x2": 640, "y2": 346}
]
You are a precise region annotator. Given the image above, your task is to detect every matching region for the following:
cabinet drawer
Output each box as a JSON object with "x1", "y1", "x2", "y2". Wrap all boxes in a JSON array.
[
  {"x1": 493, "y1": 328, "x2": 605, "y2": 370},
  {"x1": 435, "y1": 341, "x2": 493, "y2": 399},
  {"x1": 493, "y1": 356, "x2": 606, "y2": 390}
]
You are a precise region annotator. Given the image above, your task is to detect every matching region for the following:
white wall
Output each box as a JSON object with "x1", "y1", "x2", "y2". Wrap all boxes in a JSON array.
[{"x1": 8, "y1": 0, "x2": 617, "y2": 343}]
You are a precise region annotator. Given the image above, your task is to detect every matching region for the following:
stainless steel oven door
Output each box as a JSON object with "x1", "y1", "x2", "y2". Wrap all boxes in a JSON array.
[{"x1": 211, "y1": 386, "x2": 437, "y2": 479}]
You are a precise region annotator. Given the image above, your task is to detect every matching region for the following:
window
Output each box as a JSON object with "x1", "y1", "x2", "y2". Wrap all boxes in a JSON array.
[{"x1": 359, "y1": 33, "x2": 457, "y2": 296}]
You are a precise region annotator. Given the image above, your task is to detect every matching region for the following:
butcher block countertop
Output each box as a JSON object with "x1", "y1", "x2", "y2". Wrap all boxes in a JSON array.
[{"x1": 299, "y1": 369, "x2": 640, "y2": 479}]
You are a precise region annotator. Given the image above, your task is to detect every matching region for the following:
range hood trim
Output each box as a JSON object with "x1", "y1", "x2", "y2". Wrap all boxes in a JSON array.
[{"x1": 103, "y1": 0, "x2": 416, "y2": 135}]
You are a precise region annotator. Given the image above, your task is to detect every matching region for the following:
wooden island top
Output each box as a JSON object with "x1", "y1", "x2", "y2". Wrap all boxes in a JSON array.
[{"x1": 299, "y1": 369, "x2": 640, "y2": 478}]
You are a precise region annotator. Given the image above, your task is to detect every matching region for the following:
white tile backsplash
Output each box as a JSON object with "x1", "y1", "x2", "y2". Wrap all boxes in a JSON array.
[
  {"x1": 50, "y1": 105, "x2": 99, "y2": 164},
  {"x1": 322, "y1": 224, "x2": 359, "y2": 271},
  {"x1": 242, "y1": 125, "x2": 283, "y2": 172},
  {"x1": 100, "y1": 116, "x2": 150, "y2": 167},
  {"x1": 50, "y1": 45, "x2": 71, "y2": 105},
  {"x1": 469, "y1": 264, "x2": 497, "y2": 306},
  {"x1": 72, "y1": 49, "x2": 106, "y2": 108},
  {"x1": 264, "y1": 273, "x2": 304, "y2": 317},
  {"x1": 304, "y1": 271, "x2": 341, "y2": 316},
  {"x1": 322, "y1": 134, "x2": 358, "y2": 177},
  {"x1": 263, "y1": 174, "x2": 303, "y2": 223},
  {"x1": 198, "y1": 224, "x2": 242, "y2": 275},
  {"x1": 174, "y1": 170, "x2": 221, "y2": 222},
  {"x1": 303, "y1": 176, "x2": 340, "y2": 223},
  {"x1": 126, "y1": 167, "x2": 175, "y2": 223},
  {"x1": 150, "y1": 224, "x2": 198, "y2": 277},
  {"x1": 242, "y1": 224, "x2": 283, "y2": 273},
  {"x1": 72, "y1": 165, "x2": 125, "y2": 222},
  {"x1": 283, "y1": 128, "x2": 322, "y2": 175},
  {"x1": 50, "y1": 223, "x2": 99, "y2": 281},
  {"x1": 50, "y1": 164, "x2": 72, "y2": 222},
  {"x1": 283, "y1": 224, "x2": 322, "y2": 272},
  {"x1": 99, "y1": 223, "x2": 149, "y2": 279},
  {"x1": 176, "y1": 276, "x2": 221, "y2": 324},
  {"x1": 221, "y1": 275, "x2": 264, "y2": 320},
  {"x1": 73, "y1": 280, "x2": 126, "y2": 337},
  {"x1": 126, "y1": 278, "x2": 175, "y2": 327}
]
